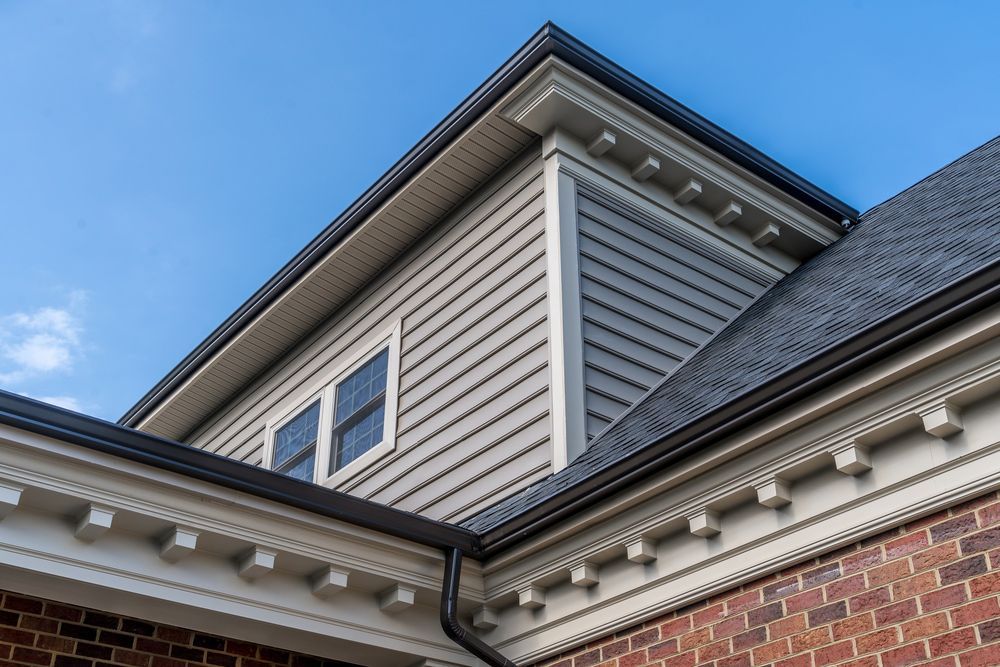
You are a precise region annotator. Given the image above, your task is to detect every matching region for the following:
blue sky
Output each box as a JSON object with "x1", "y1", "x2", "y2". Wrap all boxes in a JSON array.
[{"x1": 1, "y1": 1, "x2": 998, "y2": 422}]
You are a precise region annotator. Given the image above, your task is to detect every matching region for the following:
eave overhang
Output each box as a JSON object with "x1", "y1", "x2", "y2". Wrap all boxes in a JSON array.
[
  {"x1": 503, "y1": 60, "x2": 846, "y2": 262},
  {"x1": 0, "y1": 391, "x2": 486, "y2": 665},
  {"x1": 474, "y1": 301, "x2": 1000, "y2": 664},
  {"x1": 0, "y1": 390, "x2": 479, "y2": 556},
  {"x1": 1, "y1": 391, "x2": 478, "y2": 555},
  {"x1": 121, "y1": 22, "x2": 856, "y2": 440}
]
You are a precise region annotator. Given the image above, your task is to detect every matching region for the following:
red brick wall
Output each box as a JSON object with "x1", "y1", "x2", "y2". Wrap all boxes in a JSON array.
[
  {"x1": 0, "y1": 592, "x2": 356, "y2": 667},
  {"x1": 539, "y1": 491, "x2": 1000, "y2": 667}
]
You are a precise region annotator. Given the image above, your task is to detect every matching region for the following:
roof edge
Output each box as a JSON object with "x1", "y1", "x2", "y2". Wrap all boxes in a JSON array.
[
  {"x1": 121, "y1": 21, "x2": 857, "y2": 428},
  {"x1": 542, "y1": 25, "x2": 858, "y2": 223},
  {"x1": 118, "y1": 23, "x2": 556, "y2": 428},
  {"x1": 0, "y1": 390, "x2": 480, "y2": 556}
]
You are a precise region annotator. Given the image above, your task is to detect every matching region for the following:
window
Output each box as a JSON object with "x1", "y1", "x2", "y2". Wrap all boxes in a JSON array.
[
  {"x1": 263, "y1": 322, "x2": 400, "y2": 486},
  {"x1": 331, "y1": 348, "x2": 388, "y2": 474},
  {"x1": 272, "y1": 400, "x2": 320, "y2": 481}
]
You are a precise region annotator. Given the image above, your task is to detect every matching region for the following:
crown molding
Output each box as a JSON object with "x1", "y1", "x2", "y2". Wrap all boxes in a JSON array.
[
  {"x1": 501, "y1": 59, "x2": 844, "y2": 259},
  {"x1": 474, "y1": 304, "x2": 1000, "y2": 664}
]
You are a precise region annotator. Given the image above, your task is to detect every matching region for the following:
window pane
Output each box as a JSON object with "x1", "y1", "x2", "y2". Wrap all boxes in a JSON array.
[
  {"x1": 334, "y1": 402, "x2": 385, "y2": 472},
  {"x1": 277, "y1": 450, "x2": 315, "y2": 482},
  {"x1": 335, "y1": 349, "x2": 388, "y2": 424},
  {"x1": 273, "y1": 400, "x2": 320, "y2": 469}
]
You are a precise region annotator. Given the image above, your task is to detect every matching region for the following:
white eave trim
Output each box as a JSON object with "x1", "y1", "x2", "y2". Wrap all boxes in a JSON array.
[
  {"x1": 500, "y1": 57, "x2": 844, "y2": 251},
  {"x1": 0, "y1": 424, "x2": 483, "y2": 666}
]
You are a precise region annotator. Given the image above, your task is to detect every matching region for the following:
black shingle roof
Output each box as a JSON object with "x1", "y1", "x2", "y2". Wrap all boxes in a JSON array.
[{"x1": 464, "y1": 135, "x2": 1000, "y2": 533}]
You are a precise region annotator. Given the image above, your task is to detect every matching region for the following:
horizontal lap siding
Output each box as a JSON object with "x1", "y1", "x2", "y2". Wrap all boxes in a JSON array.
[
  {"x1": 187, "y1": 152, "x2": 550, "y2": 522},
  {"x1": 576, "y1": 192, "x2": 768, "y2": 441}
]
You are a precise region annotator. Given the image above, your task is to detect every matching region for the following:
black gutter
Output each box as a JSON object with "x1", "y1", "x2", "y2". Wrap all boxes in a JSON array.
[
  {"x1": 541, "y1": 26, "x2": 857, "y2": 225},
  {"x1": 120, "y1": 21, "x2": 857, "y2": 430},
  {"x1": 0, "y1": 391, "x2": 479, "y2": 555},
  {"x1": 476, "y1": 258, "x2": 1000, "y2": 557},
  {"x1": 0, "y1": 391, "x2": 521, "y2": 665},
  {"x1": 441, "y1": 548, "x2": 517, "y2": 667}
]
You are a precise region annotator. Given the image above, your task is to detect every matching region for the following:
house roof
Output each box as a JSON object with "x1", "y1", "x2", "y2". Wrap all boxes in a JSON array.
[
  {"x1": 464, "y1": 134, "x2": 1000, "y2": 537},
  {"x1": 97, "y1": 23, "x2": 999, "y2": 561},
  {"x1": 120, "y1": 22, "x2": 856, "y2": 434}
]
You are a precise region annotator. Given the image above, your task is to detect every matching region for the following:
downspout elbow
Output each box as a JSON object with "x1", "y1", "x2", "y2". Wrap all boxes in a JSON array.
[{"x1": 440, "y1": 547, "x2": 517, "y2": 667}]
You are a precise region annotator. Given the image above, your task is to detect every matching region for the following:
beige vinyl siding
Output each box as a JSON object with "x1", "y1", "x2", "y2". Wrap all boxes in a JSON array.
[
  {"x1": 576, "y1": 189, "x2": 770, "y2": 440},
  {"x1": 187, "y1": 150, "x2": 550, "y2": 522},
  {"x1": 137, "y1": 116, "x2": 535, "y2": 441}
]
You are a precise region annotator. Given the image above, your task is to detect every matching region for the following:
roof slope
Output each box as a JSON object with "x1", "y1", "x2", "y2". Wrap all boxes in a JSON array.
[{"x1": 465, "y1": 135, "x2": 1000, "y2": 533}]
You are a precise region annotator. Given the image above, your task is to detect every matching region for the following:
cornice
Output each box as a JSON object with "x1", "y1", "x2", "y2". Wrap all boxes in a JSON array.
[
  {"x1": 0, "y1": 426, "x2": 485, "y2": 601},
  {"x1": 471, "y1": 304, "x2": 1000, "y2": 664},
  {"x1": 536, "y1": 24, "x2": 856, "y2": 224},
  {"x1": 501, "y1": 59, "x2": 845, "y2": 257},
  {"x1": 556, "y1": 151, "x2": 787, "y2": 284},
  {"x1": 489, "y1": 346, "x2": 1000, "y2": 595},
  {"x1": 493, "y1": 444, "x2": 1000, "y2": 663},
  {"x1": 0, "y1": 536, "x2": 471, "y2": 666}
]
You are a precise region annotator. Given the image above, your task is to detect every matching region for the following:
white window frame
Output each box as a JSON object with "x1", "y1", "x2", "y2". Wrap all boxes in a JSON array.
[
  {"x1": 262, "y1": 390, "x2": 325, "y2": 481},
  {"x1": 262, "y1": 320, "x2": 401, "y2": 488}
]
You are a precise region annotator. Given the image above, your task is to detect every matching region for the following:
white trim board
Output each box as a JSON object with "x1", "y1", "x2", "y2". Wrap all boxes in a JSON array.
[
  {"x1": 500, "y1": 58, "x2": 842, "y2": 257},
  {"x1": 491, "y1": 442, "x2": 1000, "y2": 663},
  {"x1": 0, "y1": 425, "x2": 484, "y2": 601},
  {"x1": 542, "y1": 140, "x2": 587, "y2": 471}
]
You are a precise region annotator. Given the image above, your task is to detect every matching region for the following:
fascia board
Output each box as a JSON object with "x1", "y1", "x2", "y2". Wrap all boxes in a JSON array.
[{"x1": 0, "y1": 391, "x2": 480, "y2": 556}]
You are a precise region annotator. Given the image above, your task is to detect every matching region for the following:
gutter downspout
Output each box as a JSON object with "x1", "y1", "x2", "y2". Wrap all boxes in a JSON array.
[{"x1": 441, "y1": 547, "x2": 518, "y2": 667}]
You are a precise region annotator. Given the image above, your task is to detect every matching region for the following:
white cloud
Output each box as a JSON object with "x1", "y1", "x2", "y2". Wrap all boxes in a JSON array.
[
  {"x1": 7, "y1": 331, "x2": 73, "y2": 372},
  {"x1": 0, "y1": 299, "x2": 84, "y2": 386}
]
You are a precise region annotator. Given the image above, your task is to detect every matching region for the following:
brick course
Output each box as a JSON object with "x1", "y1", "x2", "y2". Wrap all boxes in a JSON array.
[
  {"x1": 0, "y1": 593, "x2": 354, "y2": 667},
  {"x1": 538, "y1": 490, "x2": 1000, "y2": 667}
]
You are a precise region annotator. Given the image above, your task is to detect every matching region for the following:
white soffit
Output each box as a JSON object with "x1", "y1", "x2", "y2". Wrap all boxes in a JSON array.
[{"x1": 138, "y1": 111, "x2": 537, "y2": 441}]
